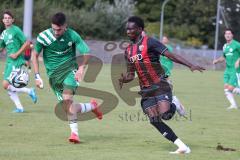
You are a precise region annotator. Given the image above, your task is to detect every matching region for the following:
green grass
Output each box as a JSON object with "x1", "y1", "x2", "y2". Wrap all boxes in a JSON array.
[{"x1": 0, "y1": 60, "x2": 240, "y2": 160}]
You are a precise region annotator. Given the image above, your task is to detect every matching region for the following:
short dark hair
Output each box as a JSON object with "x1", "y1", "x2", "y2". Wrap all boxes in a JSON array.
[
  {"x1": 224, "y1": 28, "x2": 234, "y2": 34},
  {"x1": 51, "y1": 12, "x2": 66, "y2": 26},
  {"x1": 3, "y1": 10, "x2": 14, "y2": 19},
  {"x1": 127, "y1": 16, "x2": 144, "y2": 30}
]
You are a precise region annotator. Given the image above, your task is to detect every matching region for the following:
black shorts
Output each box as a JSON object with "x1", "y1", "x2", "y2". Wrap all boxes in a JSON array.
[
  {"x1": 140, "y1": 92, "x2": 172, "y2": 114},
  {"x1": 24, "y1": 55, "x2": 31, "y2": 61}
]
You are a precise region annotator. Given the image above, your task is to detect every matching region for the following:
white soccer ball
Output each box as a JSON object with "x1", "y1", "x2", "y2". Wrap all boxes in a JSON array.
[{"x1": 11, "y1": 69, "x2": 29, "y2": 88}]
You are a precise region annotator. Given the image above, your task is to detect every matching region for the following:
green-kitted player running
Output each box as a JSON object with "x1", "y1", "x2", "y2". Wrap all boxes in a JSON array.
[
  {"x1": 213, "y1": 28, "x2": 240, "y2": 109},
  {"x1": 0, "y1": 11, "x2": 37, "y2": 113},
  {"x1": 32, "y1": 12, "x2": 102, "y2": 143}
]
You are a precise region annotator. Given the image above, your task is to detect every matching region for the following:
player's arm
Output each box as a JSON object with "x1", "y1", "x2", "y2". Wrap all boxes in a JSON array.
[
  {"x1": 213, "y1": 56, "x2": 225, "y2": 64},
  {"x1": 73, "y1": 30, "x2": 90, "y2": 82},
  {"x1": 163, "y1": 51, "x2": 204, "y2": 72},
  {"x1": 119, "y1": 52, "x2": 135, "y2": 89},
  {"x1": 235, "y1": 58, "x2": 240, "y2": 69},
  {"x1": 149, "y1": 38, "x2": 205, "y2": 72},
  {"x1": 0, "y1": 34, "x2": 5, "y2": 52},
  {"x1": 9, "y1": 40, "x2": 31, "y2": 59},
  {"x1": 32, "y1": 39, "x2": 44, "y2": 89},
  {"x1": 9, "y1": 27, "x2": 31, "y2": 59}
]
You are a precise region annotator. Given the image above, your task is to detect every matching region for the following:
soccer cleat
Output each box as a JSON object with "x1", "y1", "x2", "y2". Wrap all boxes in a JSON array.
[
  {"x1": 169, "y1": 146, "x2": 191, "y2": 154},
  {"x1": 172, "y1": 96, "x2": 186, "y2": 116},
  {"x1": 227, "y1": 105, "x2": 238, "y2": 110},
  {"x1": 68, "y1": 132, "x2": 80, "y2": 144},
  {"x1": 29, "y1": 88, "x2": 37, "y2": 103},
  {"x1": 12, "y1": 108, "x2": 24, "y2": 113},
  {"x1": 90, "y1": 99, "x2": 103, "y2": 120}
]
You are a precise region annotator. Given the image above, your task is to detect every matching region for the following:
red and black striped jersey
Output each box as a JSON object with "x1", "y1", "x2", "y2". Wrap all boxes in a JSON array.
[{"x1": 125, "y1": 36, "x2": 168, "y2": 88}]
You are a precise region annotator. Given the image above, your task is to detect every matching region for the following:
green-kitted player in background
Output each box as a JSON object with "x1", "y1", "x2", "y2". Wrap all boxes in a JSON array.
[
  {"x1": 32, "y1": 12, "x2": 103, "y2": 143},
  {"x1": 213, "y1": 28, "x2": 240, "y2": 109},
  {"x1": 160, "y1": 36, "x2": 173, "y2": 78},
  {"x1": 160, "y1": 36, "x2": 185, "y2": 115},
  {"x1": 0, "y1": 11, "x2": 37, "y2": 113}
]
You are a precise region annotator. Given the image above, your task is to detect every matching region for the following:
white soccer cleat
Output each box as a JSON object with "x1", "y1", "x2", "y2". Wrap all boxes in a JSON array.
[
  {"x1": 169, "y1": 146, "x2": 191, "y2": 154},
  {"x1": 172, "y1": 96, "x2": 186, "y2": 116},
  {"x1": 227, "y1": 105, "x2": 238, "y2": 110}
]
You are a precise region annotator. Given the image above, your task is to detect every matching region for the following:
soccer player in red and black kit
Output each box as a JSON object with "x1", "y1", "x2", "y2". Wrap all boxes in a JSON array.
[{"x1": 119, "y1": 16, "x2": 205, "y2": 154}]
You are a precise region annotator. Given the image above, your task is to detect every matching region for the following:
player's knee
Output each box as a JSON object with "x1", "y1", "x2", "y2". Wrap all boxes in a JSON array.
[
  {"x1": 62, "y1": 99, "x2": 74, "y2": 114},
  {"x1": 225, "y1": 85, "x2": 234, "y2": 92},
  {"x1": 2, "y1": 81, "x2": 9, "y2": 90},
  {"x1": 161, "y1": 112, "x2": 174, "y2": 120},
  {"x1": 160, "y1": 104, "x2": 176, "y2": 120}
]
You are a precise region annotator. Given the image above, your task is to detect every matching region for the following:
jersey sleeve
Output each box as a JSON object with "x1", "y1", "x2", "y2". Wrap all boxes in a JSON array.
[
  {"x1": 0, "y1": 33, "x2": 5, "y2": 49},
  {"x1": 15, "y1": 26, "x2": 26, "y2": 44},
  {"x1": 147, "y1": 37, "x2": 168, "y2": 55},
  {"x1": 34, "y1": 34, "x2": 44, "y2": 54},
  {"x1": 237, "y1": 41, "x2": 240, "y2": 53},
  {"x1": 71, "y1": 30, "x2": 90, "y2": 54}
]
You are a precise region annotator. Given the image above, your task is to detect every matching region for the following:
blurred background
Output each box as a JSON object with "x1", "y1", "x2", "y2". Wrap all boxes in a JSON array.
[{"x1": 1, "y1": 0, "x2": 240, "y2": 68}]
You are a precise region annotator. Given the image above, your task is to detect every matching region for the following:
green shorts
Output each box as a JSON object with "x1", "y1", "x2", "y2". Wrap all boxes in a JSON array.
[
  {"x1": 3, "y1": 63, "x2": 22, "y2": 82},
  {"x1": 223, "y1": 71, "x2": 237, "y2": 87},
  {"x1": 50, "y1": 70, "x2": 79, "y2": 101}
]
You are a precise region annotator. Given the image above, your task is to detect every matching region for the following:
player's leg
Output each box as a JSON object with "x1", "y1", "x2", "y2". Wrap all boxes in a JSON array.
[
  {"x1": 141, "y1": 95, "x2": 190, "y2": 154},
  {"x1": 225, "y1": 84, "x2": 238, "y2": 109},
  {"x1": 3, "y1": 64, "x2": 24, "y2": 112},
  {"x1": 223, "y1": 72, "x2": 238, "y2": 109},
  {"x1": 224, "y1": 72, "x2": 238, "y2": 109},
  {"x1": 2, "y1": 80, "x2": 24, "y2": 112},
  {"x1": 232, "y1": 72, "x2": 240, "y2": 95},
  {"x1": 64, "y1": 71, "x2": 103, "y2": 119},
  {"x1": 155, "y1": 97, "x2": 190, "y2": 154},
  {"x1": 61, "y1": 71, "x2": 102, "y2": 143},
  {"x1": 61, "y1": 89, "x2": 80, "y2": 143},
  {"x1": 4, "y1": 64, "x2": 37, "y2": 103}
]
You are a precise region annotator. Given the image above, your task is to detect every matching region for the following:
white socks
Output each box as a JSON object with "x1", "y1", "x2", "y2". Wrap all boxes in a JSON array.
[
  {"x1": 69, "y1": 122, "x2": 78, "y2": 135},
  {"x1": 8, "y1": 85, "x2": 31, "y2": 94},
  {"x1": 232, "y1": 88, "x2": 240, "y2": 94},
  {"x1": 68, "y1": 102, "x2": 94, "y2": 135},
  {"x1": 174, "y1": 138, "x2": 188, "y2": 149},
  {"x1": 8, "y1": 91, "x2": 23, "y2": 109},
  {"x1": 80, "y1": 103, "x2": 93, "y2": 113},
  {"x1": 224, "y1": 89, "x2": 237, "y2": 107}
]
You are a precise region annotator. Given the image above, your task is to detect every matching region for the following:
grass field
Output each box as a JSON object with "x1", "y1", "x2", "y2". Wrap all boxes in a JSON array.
[{"x1": 0, "y1": 60, "x2": 240, "y2": 160}]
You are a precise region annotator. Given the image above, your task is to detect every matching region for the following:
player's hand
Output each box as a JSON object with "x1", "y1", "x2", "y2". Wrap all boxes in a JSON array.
[
  {"x1": 213, "y1": 59, "x2": 218, "y2": 64},
  {"x1": 190, "y1": 65, "x2": 205, "y2": 72},
  {"x1": 118, "y1": 73, "x2": 124, "y2": 89},
  {"x1": 35, "y1": 73, "x2": 44, "y2": 89},
  {"x1": 75, "y1": 66, "x2": 85, "y2": 82},
  {"x1": 9, "y1": 53, "x2": 18, "y2": 59}
]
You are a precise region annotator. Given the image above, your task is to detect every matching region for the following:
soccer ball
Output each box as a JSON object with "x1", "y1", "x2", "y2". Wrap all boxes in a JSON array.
[{"x1": 11, "y1": 69, "x2": 29, "y2": 88}]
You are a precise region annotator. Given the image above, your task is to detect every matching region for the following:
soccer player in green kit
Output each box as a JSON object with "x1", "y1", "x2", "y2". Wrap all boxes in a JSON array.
[
  {"x1": 32, "y1": 12, "x2": 102, "y2": 143},
  {"x1": 160, "y1": 36, "x2": 185, "y2": 116},
  {"x1": 0, "y1": 11, "x2": 37, "y2": 113},
  {"x1": 213, "y1": 28, "x2": 240, "y2": 109},
  {"x1": 160, "y1": 36, "x2": 173, "y2": 78}
]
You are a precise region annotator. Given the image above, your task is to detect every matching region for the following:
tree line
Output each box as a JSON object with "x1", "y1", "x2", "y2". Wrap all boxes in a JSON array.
[{"x1": 0, "y1": 0, "x2": 239, "y2": 49}]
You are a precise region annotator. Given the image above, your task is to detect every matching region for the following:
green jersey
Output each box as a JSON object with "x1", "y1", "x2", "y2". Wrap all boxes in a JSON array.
[
  {"x1": 35, "y1": 28, "x2": 90, "y2": 80},
  {"x1": 0, "y1": 25, "x2": 26, "y2": 66},
  {"x1": 160, "y1": 44, "x2": 173, "y2": 76},
  {"x1": 223, "y1": 39, "x2": 240, "y2": 72}
]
